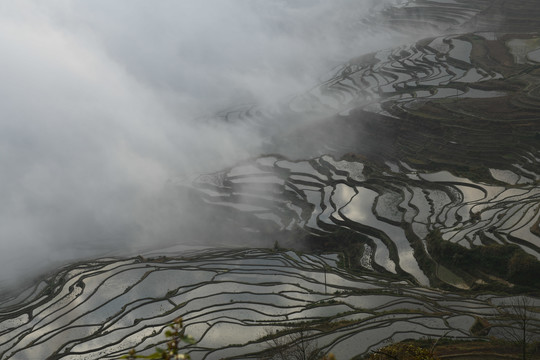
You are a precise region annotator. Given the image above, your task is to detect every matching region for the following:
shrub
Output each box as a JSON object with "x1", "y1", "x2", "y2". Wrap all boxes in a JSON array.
[
  {"x1": 365, "y1": 343, "x2": 439, "y2": 360},
  {"x1": 122, "y1": 317, "x2": 195, "y2": 360}
]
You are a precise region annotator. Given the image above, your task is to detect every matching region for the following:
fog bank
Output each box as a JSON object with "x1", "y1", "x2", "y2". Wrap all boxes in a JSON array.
[{"x1": 0, "y1": 0, "x2": 423, "y2": 286}]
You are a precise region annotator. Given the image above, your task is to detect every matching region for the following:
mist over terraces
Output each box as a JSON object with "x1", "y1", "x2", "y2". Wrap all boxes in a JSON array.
[{"x1": 1, "y1": 1, "x2": 540, "y2": 359}]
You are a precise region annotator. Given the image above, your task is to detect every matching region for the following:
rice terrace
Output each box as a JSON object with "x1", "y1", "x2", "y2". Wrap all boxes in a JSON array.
[{"x1": 1, "y1": 1, "x2": 540, "y2": 359}]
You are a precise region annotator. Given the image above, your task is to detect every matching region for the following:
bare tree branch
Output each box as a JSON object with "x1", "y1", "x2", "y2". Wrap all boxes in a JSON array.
[{"x1": 497, "y1": 296, "x2": 539, "y2": 360}]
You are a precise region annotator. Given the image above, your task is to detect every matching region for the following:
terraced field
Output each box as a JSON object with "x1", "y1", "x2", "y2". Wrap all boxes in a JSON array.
[
  {"x1": 1, "y1": 249, "x2": 539, "y2": 359},
  {"x1": 195, "y1": 32, "x2": 540, "y2": 290},
  {"x1": 190, "y1": 150, "x2": 539, "y2": 289},
  {"x1": 2, "y1": 1, "x2": 540, "y2": 359}
]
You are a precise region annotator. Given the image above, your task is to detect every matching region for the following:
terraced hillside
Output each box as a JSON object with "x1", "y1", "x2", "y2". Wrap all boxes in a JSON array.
[
  {"x1": 194, "y1": 32, "x2": 540, "y2": 291},
  {"x1": 1, "y1": 249, "x2": 539, "y2": 359},
  {"x1": 1, "y1": 1, "x2": 540, "y2": 359}
]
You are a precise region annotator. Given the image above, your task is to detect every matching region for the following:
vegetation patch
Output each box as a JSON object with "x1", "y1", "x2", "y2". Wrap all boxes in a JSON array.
[{"x1": 427, "y1": 230, "x2": 540, "y2": 291}]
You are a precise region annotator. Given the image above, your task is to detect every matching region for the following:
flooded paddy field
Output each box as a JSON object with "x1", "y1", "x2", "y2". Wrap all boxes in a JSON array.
[
  {"x1": 190, "y1": 148, "x2": 539, "y2": 290},
  {"x1": 1, "y1": 249, "x2": 539, "y2": 359},
  {"x1": 189, "y1": 29, "x2": 540, "y2": 292},
  {"x1": 2, "y1": 0, "x2": 540, "y2": 359}
]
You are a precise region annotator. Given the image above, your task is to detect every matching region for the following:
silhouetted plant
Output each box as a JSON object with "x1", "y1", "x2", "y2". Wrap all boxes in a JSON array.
[
  {"x1": 262, "y1": 328, "x2": 328, "y2": 360},
  {"x1": 497, "y1": 296, "x2": 539, "y2": 360},
  {"x1": 121, "y1": 317, "x2": 195, "y2": 359}
]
